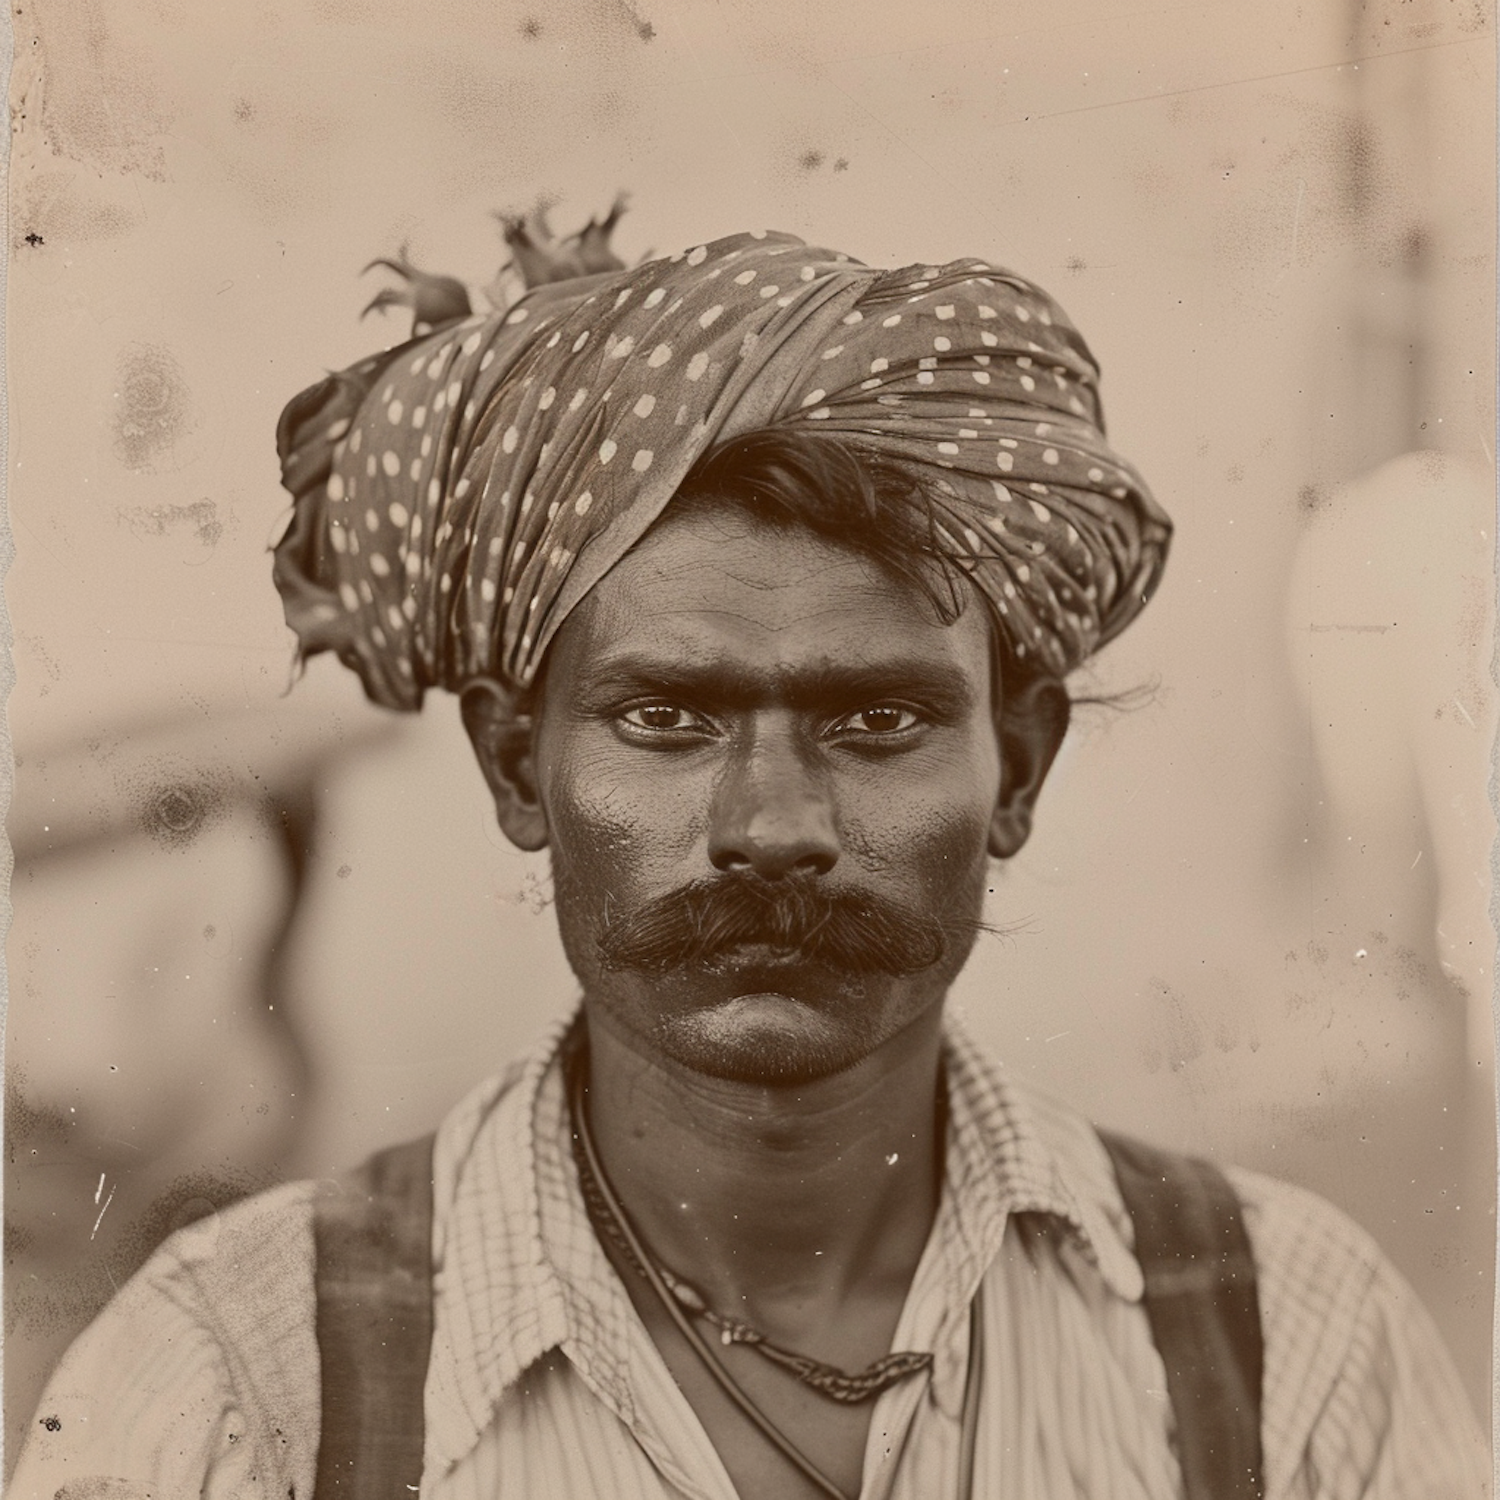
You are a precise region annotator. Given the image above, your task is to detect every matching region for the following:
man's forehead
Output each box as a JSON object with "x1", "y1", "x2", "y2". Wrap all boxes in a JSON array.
[{"x1": 547, "y1": 508, "x2": 996, "y2": 694}]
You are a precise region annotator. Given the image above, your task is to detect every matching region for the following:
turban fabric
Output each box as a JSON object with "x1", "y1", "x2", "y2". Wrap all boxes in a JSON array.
[{"x1": 273, "y1": 232, "x2": 1170, "y2": 710}]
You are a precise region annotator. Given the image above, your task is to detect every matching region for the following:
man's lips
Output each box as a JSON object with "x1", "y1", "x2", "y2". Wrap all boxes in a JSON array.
[
  {"x1": 702, "y1": 942, "x2": 817, "y2": 973},
  {"x1": 647, "y1": 947, "x2": 882, "y2": 1008}
]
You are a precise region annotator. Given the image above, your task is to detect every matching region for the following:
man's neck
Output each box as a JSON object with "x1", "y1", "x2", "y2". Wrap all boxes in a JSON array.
[{"x1": 578, "y1": 1003, "x2": 947, "y2": 1342}]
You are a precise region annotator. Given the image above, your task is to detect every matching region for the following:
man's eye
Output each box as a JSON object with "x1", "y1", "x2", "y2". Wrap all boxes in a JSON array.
[
  {"x1": 836, "y1": 706, "x2": 921, "y2": 735},
  {"x1": 622, "y1": 703, "x2": 698, "y2": 731}
]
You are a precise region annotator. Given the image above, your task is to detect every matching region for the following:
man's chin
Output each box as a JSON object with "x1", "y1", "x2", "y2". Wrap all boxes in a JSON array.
[{"x1": 650, "y1": 992, "x2": 877, "y2": 1087}]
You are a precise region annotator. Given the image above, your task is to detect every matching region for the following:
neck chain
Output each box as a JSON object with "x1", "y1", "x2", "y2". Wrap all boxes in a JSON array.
[
  {"x1": 563, "y1": 1029, "x2": 985, "y2": 1500},
  {"x1": 568, "y1": 1061, "x2": 932, "y2": 1400}
]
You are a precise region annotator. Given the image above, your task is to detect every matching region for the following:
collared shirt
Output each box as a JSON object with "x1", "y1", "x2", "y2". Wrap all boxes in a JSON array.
[{"x1": 13, "y1": 1013, "x2": 1490, "y2": 1498}]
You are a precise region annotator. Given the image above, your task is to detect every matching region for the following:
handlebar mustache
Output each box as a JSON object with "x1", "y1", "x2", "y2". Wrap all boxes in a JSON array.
[{"x1": 596, "y1": 876, "x2": 953, "y2": 977}]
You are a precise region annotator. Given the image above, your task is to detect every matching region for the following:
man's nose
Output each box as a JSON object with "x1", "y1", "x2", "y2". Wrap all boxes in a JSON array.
[{"x1": 708, "y1": 734, "x2": 839, "y2": 879}]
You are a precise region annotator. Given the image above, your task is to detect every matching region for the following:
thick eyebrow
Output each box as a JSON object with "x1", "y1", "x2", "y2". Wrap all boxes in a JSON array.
[{"x1": 580, "y1": 653, "x2": 979, "y2": 717}]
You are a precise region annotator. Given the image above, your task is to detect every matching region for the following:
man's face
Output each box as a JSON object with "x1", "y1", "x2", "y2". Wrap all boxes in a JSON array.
[{"x1": 516, "y1": 501, "x2": 1022, "y2": 1086}]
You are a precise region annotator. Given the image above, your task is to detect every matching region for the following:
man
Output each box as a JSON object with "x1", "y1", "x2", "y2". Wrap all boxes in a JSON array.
[{"x1": 12, "y1": 229, "x2": 1487, "y2": 1498}]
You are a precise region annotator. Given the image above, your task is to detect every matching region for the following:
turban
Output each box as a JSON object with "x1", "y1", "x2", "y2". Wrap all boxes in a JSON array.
[{"x1": 273, "y1": 231, "x2": 1170, "y2": 710}]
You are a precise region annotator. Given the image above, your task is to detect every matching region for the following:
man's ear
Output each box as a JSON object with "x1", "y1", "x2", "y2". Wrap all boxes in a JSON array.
[
  {"x1": 460, "y1": 677, "x2": 549, "y2": 852},
  {"x1": 989, "y1": 674, "x2": 1070, "y2": 859}
]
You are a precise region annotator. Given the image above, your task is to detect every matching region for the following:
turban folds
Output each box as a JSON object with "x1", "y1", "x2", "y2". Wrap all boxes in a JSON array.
[{"x1": 274, "y1": 232, "x2": 1170, "y2": 710}]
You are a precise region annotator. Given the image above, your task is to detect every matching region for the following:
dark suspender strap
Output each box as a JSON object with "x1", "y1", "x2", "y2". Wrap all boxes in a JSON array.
[
  {"x1": 313, "y1": 1133, "x2": 437, "y2": 1500},
  {"x1": 308, "y1": 1124, "x2": 1262, "y2": 1497},
  {"x1": 1097, "y1": 1130, "x2": 1265, "y2": 1500}
]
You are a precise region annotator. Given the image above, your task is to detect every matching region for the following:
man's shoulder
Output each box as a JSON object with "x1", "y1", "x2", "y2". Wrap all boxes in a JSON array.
[
  {"x1": 1223, "y1": 1163, "x2": 1392, "y2": 1365},
  {"x1": 145, "y1": 1026, "x2": 553, "y2": 1307},
  {"x1": 1009, "y1": 1073, "x2": 1423, "y2": 1408},
  {"x1": 163, "y1": 1039, "x2": 543, "y2": 1291},
  {"x1": 11, "y1": 1180, "x2": 329, "y2": 1500},
  {"x1": 90, "y1": 1177, "x2": 328, "y2": 1398},
  {"x1": 131, "y1": 1177, "x2": 321, "y2": 1307},
  {"x1": 972, "y1": 1049, "x2": 1394, "y2": 1321},
  {"x1": 1226, "y1": 1162, "x2": 1385, "y2": 1281},
  {"x1": 12, "y1": 1035, "x2": 543, "y2": 1500}
]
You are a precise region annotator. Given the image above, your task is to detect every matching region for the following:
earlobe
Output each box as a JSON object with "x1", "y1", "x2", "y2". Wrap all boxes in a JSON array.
[
  {"x1": 988, "y1": 675, "x2": 1070, "y2": 860},
  {"x1": 459, "y1": 677, "x2": 549, "y2": 852}
]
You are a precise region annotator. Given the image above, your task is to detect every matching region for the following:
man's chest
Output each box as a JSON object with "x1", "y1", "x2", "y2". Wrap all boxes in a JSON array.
[{"x1": 430, "y1": 1247, "x2": 1184, "y2": 1500}]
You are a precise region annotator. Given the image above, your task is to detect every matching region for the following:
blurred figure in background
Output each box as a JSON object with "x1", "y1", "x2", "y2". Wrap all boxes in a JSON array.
[
  {"x1": 4, "y1": 702, "x2": 394, "y2": 1465},
  {"x1": 1287, "y1": 451, "x2": 1495, "y2": 1054},
  {"x1": 1277, "y1": 451, "x2": 1497, "y2": 1397}
]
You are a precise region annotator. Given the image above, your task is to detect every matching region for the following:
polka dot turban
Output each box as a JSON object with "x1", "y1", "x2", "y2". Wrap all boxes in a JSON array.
[{"x1": 273, "y1": 231, "x2": 1170, "y2": 710}]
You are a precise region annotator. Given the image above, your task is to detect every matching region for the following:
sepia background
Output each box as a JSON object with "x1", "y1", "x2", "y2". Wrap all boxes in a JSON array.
[{"x1": 5, "y1": 0, "x2": 1496, "y2": 1467}]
